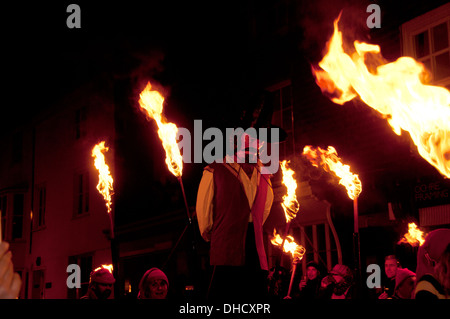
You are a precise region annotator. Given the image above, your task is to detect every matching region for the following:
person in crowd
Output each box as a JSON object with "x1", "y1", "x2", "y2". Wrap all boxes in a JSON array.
[
  {"x1": 378, "y1": 255, "x2": 400, "y2": 299},
  {"x1": 391, "y1": 268, "x2": 416, "y2": 299},
  {"x1": 415, "y1": 229, "x2": 450, "y2": 299},
  {"x1": 298, "y1": 261, "x2": 323, "y2": 299},
  {"x1": 318, "y1": 264, "x2": 354, "y2": 299},
  {"x1": 0, "y1": 241, "x2": 22, "y2": 299},
  {"x1": 137, "y1": 267, "x2": 169, "y2": 299},
  {"x1": 80, "y1": 266, "x2": 115, "y2": 299},
  {"x1": 267, "y1": 266, "x2": 289, "y2": 299}
]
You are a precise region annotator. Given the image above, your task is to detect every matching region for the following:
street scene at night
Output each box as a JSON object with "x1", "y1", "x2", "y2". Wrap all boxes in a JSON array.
[{"x1": 1, "y1": 0, "x2": 450, "y2": 316}]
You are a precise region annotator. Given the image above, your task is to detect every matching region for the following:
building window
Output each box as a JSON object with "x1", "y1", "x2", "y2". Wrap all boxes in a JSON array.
[
  {"x1": 67, "y1": 255, "x2": 93, "y2": 299},
  {"x1": 401, "y1": 3, "x2": 450, "y2": 89},
  {"x1": 267, "y1": 80, "x2": 295, "y2": 159},
  {"x1": 74, "y1": 171, "x2": 89, "y2": 216},
  {"x1": 0, "y1": 195, "x2": 7, "y2": 241},
  {"x1": 12, "y1": 194, "x2": 24, "y2": 240},
  {"x1": 75, "y1": 107, "x2": 87, "y2": 140},
  {"x1": 34, "y1": 184, "x2": 46, "y2": 229}
]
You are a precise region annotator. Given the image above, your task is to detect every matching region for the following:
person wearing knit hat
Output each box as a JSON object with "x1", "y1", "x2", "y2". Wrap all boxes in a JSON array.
[
  {"x1": 392, "y1": 268, "x2": 416, "y2": 299},
  {"x1": 319, "y1": 264, "x2": 354, "y2": 299},
  {"x1": 138, "y1": 268, "x2": 169, "y2": 299},
  {"x1": 298, "y1": 261, "x2": 323, "y2": 299},
  {"x1": 80, "y1": 267, "x2": 116, "y2": 299},
  {"x1": 415, "y1": 229, "x2": 450, "y2": 299}
]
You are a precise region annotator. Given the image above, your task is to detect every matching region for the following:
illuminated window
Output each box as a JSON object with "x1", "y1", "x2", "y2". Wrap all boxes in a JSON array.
[{"x1": 401, "y1": 3, "x2": 450, "y2": 90}]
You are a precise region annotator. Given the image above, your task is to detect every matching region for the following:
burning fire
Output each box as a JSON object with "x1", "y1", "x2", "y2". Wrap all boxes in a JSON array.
[
  {"x1": 312, "y1": 14, "x2": 450, "y2": 178},
  {"x1": 280, "y1": 160, "x2": 300, "y2": 223},
  {"x1": 398, "y1": 222, "x2": 426, "y2": 247},
  {"x1": 139, "y1": 82, "x2": 183, "y2": 178},
  {"x1": 303, "y1": 145, "x2": 362, "y2": 200},
  {"x1": 94, "y1": 264, "x2": 114, "y2": 274},
  {"x1": 271, "y1": 229, "x2": 305, "y2": 261},
  {"x1": 92, "y1": 141, "x2": 114, "y2": 214}
]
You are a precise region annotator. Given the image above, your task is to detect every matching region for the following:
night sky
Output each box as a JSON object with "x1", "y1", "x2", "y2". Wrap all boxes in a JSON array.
[{"x1": 3, "y1": 0, "x2": 448, "y2": 132}]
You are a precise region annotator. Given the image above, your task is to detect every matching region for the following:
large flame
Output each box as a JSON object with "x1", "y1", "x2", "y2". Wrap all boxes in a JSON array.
[
  {"x1": 313, "y1": 14, "x2": 450, "y2": 178},
  {"x1": 94, "y1": 264, "x2": 114, "y2": 274},
  {"x1": 303, "y1": 145, "x2": 362, "y2": 200},
  {"x1": 280, "y1": 160, "x2": 300, "y2": 223},
  {"x1": 271, "y1": 229, "x2": 306, "y2": 261},
  {"x1": 139, "y1": 82, "x2": 183, "y2": 178},
  {"x1": 92, "y1": 141, "x2": 114, "y2": 214},
  {"x1": 398, "y1": 222, "x2": 426, "y2": 247}
]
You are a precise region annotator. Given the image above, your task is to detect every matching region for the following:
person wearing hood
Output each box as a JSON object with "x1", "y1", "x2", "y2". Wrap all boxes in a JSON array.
[
  {"x1": 391, "y1": 268, "x2": 416, "y2": 299},
  {"x1": 137, "y1": 268, "x2": 169, "y2": 299},
  {"x1": 415, "y1": 228, "x2": 450, "y2": 299}
]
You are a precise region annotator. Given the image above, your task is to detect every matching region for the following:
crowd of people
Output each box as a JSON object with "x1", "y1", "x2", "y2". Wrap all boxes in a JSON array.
[{"x1": 2, "y1": 232, "x2": 449, "y2": 300}]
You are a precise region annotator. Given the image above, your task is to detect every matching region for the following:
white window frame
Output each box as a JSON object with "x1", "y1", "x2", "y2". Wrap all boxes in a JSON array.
[{"x1": 401, "y1": 3, "x2": 450, "y2": 89}]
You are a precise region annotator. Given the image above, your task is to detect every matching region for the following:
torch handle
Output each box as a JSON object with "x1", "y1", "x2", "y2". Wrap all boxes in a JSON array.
[
  {"x1": 287, "y1": 261, "x2": 298, "y2": 297},
  {"x1": 353, "y1": 197, "x2": 358, "y2": 234},
  {"x1": 108, "y1": 212, "x2": 114, "y2": 240},
  {"x1": 178, "y1": 177, "x2": 192, "y2": 223}
]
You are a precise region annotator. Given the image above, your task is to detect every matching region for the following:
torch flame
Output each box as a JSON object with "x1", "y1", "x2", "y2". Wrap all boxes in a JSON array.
[
  {"x1": 303, "y1": 145, "x2": 362, "y2": 200},
  {"x1": 313, "y1": 15, "x2": 450, "y2": 178},
  {"x1": 139, "y1": 81, "x2": 183, "y2": 178},
  {"x1": 398, "y1": 222, "x2": 426, "y2": 247},
  {"x1": 92, "y1": 141, "x2": 114, "y2": 214},
  {"x1": 271, "y1": 229, "x2": 306, "y2": 261},
  {"x1": 280, "y1": 160, "x2": 300, "y2": 223},
  {"x1": 94, "y1": 264, "x2": 114, "y2": 274}
]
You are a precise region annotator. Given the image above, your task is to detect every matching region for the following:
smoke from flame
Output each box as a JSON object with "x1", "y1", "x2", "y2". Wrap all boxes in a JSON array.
[
  {"x1": 303, "y1": 145, "x2": 362, "y2": 200},
  {"x1": 92, "y1": 141, "x2": 114, "y2": 214},
  {"x1": 139, "y1": 81, "x2": 183, "y2": 178},
  {"x1": 312, "y1": 14, "x2": 450, "y2": 178}
]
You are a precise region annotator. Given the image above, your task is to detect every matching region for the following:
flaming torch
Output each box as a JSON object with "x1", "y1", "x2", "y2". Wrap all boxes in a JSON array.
[
  {"x1": 92, "y1": 142, "x2": 117, "y2": 292},
  {"x1": 279, "y1": 160, "x2": 300, "y2": 250},
  {"x1": 138, "y1": 82, "x2": 190, "y2": 220},
  {"x1": 138, "y1": 82, "x2": 197, "y2": 292},
  {"x1": 92, "y1": 141, "x2": 114, "y2": 238},
  {"x1": 271, "y1": 230, "x2": 305, "y2": 298},
  {"x1": 398, "y1": 222, "x2": 426, "y2": 247},
  {"x1": 303, "y1": 145, "x2": 362, "y2": 274},
  {"x1": 312, "y1": 14, "x2": 450, "y2": 178}
]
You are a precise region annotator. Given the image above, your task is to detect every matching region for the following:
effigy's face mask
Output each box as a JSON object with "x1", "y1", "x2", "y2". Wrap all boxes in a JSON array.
[{"x1": 235, "y1": 132, "x2": 263, "y2": 164}]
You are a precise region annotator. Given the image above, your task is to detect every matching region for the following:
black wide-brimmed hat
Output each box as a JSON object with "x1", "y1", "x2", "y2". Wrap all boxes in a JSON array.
[{"x1": 236, "y1": 89, "x2": 288, "y2": 144}]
